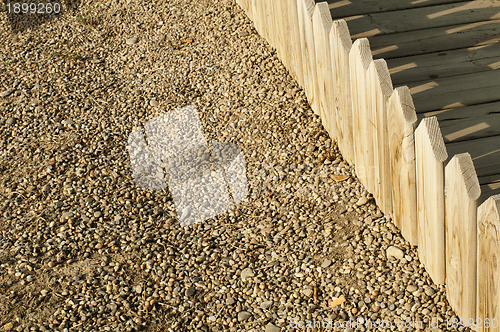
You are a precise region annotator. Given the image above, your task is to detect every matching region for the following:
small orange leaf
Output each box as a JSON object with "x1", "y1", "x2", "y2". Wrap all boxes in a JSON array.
[
  {"x1": 329, "y1": 295, "x2": 346, "y2": 308},
  {"x1": 331, "y1": 174, "x2": 350, "y2": 182}
]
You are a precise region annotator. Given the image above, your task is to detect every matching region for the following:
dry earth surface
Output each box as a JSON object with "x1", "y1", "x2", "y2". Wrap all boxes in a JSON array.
[{"x1": 0, "y1": 0, "x2": 469, "y2": 331}]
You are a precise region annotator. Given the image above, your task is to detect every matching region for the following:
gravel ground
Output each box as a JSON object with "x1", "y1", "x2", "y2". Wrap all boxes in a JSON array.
[{"x1": 0, "y1": 0, "x2": 468, "y2": 331}]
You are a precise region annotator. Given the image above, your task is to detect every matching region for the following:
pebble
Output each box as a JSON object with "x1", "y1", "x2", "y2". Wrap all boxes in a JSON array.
[
  {"x1": 303, "y1": 288, "x2": 313, "y2": 297},
  {"x1": 226, "y1": 297, "x2": 235, "y2": 305},
  {"x1": 265, "y1": 323, "x2": 281, "y2": 332},
  {"x1": 5, "y1": 117, "x2": 15, "y2": 126},
  {"x1": 407, "y1": 285, "x2": 418, "y2": 293},
  {"x1": 237, "y1": 311, "x2": 252, "y2": 321},
  {"x1": 386, "y1": 246, "x2": 404, "y2": 260},
  {"x1": 185, "y1": 287, "x2": 196, "y2": 297},
  {"x1": 425, "y1": 288, "x2": 435, "y2": 297},
  {"x1": 150, "y1": 99, "x2": 159, "y2": 107},
  {"x1": 321, "y1": 259, "x2": 331, "y2": 268},
  {"x1": 260, "y1": 301, "x2": 272, "y2": 309},
  {"x1": 126, "y1": 37, "x2": 138, "y2": 45},
  {"x1": 2, "y1": 323, "x2": 13, "y2": 331},
  {"x1": 0, "y1": 89, "x2": 13, "y2": 98},
  {"x1": 241, "y1": 268, "x2": 255, "y2": 280},
  {"x1": 356, "y1": 196, "x2": 369, "y2": 206}
]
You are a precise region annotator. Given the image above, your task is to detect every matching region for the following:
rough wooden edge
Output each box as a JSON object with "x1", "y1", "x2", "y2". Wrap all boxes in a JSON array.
[
  {"x1": 476, "y1": 194, "x2": 500, "y2": 332},
  {"x1": 423, "y1": 116, "x2": 448, "y2": 162},
  {"x1": 415, "y1": 116, "x2": 447, "y2": 285},
  {"x1": 388, "y1": 86, "x2": 418, "y2": 245},
  {"x1": 445, "y1": 153, "x2": 480, "y2": 322},
  {"x1": 373, "y1": 59, "x2": 394, "y2": 98},
  {"x1": 333, "y1": 19, "x2": 352, "y2": 52}
]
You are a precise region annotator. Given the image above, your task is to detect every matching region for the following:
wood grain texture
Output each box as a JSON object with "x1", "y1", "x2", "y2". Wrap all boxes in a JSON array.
[
  {"x1": 369, "y1": 59, "x2": 393, "y2": 215},
  {"x1": 313, "y1": 2, "x2": 336, "y2": 138},
  {"x1": 446, "y1": 134, "x2": 500, "y2": 179},
  {"x1": 476, "y1": 194, "x2": 500, "y2": 332},
  {"x1": 349, "y1": 38, "x2": 373, "y2": 190},
  {"x1": 287, "y1": 0, "x2": 302, "y2": 83},
  {"x1": 415, "y1": 116, "x2": 448, "y2": 285},
  {"x1": 409, "y1": 70, "x2": 500, "y2": 113},
  {"x1": 388, "y1": 86, "x2": 418, "y2": 245},
  {"x1": 445, "y1": 153, "x2": 480, "y2": 323},
  {"x1": 369, "y1": 19, "x2": 500, "y2": 59},
  {"x1": 326, "y1": 0, "x2": 464, "y2": 18},
  {"x1": 330, "y1": 19, "x2": 354, "y2": 164},
  {"x1": 297, "y1": 0, "x2": 320, "y2": 114},
  {"x1": 344, "y1": 1, "x2": 500, "y2": 39},
  {"x1": 387, "y1": 43, "x2": 500, "y2": 86},
  {"x1": 421, "y1": 100, "x2": 500, "y2": 144}
]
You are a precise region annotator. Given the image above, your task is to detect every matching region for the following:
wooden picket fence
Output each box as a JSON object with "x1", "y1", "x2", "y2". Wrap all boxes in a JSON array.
[{"x1": 235, "y1": 0, "x2": 499, "y2": 329}]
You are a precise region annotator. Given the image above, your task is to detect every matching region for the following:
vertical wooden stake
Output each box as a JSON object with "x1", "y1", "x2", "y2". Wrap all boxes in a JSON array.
[
  {"x1": 296, "y1": 0, "x2": 319, "y2": 114},
  {"x1": 415, "y1": 116, "x2": 448, "y2": 285},
  {"x1": 349, "y1": 38, "x2": 373, "y2": 191},
  {"x1": 477, "y1": 195, "x2": 500, "y2": 332},
  {"x1": 445, "y1": 153, "x2": 480, "y2": 322},
  {"x1": 312, "y1": 2, "x2": 335, "y2": 138},
  {"x1": 330, "y1": 19, "x2": 353, "y2": 164},
  {"x1": 388, "y1": 86, "x2": 418, "y2": 245}
]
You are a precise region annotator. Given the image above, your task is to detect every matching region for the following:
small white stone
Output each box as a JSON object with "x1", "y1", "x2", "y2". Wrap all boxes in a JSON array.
[
  {"x1": 386, "y1": 246, "x2": 404, "y2": 260},
  {"x1": 126, "y1": 37, "x2": 138, "y2": 45}
]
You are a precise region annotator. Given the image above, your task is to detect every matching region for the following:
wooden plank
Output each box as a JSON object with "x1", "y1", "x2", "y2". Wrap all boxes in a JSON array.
[
  {"x1": 297, "y1": 0, "x2": 321, "y2": 114},
  {"x1": 445, "y1": 153, "x2": 481, "y2": 324},
  {"x1": 415, "y1": 116, "x2": 448, "y2": 285},
  {"x1": 369, "y1": 19, "x2": 500, "y2": 59},
  {"x1": 330, "y1": 19, "x2": 354, "y2": 163},
  {"x1": 245, "y1": 0, "x2": 253, "y2": 21},
  {"x1": 480, "y1": 179, "x2": 500, "y2": 204},
  {"x1": 388, "y1": 86, "x2": 418, "y2": 245},
  {"x1": 368, "y1": 59, "x2": 394, "y2": 215},
  {"x1": 277, "y1": 0, "x2": 293, "y2": 73},
  {"x1": 387, "y1": 43, "x2": 500, "y2": 86},
  {"x1": 287, "y1": 0, "x2": 303, "y2": 83},
  {"x1": 408, "y1": 70, "x2": 500, "y2": 113},
  {"x1": 446, "y1": 134, "x2": 500, "y2": 178},
  {"x1": 251, "y1": 0, "x2": 264, "y2": 37},
  {"x1": 276, "y1": 0, "x2": 288, "y2": 68},
  {"x1": 476, "y1": 194, "x2": 500, "y2": 332},
  {"x1": 263, "y1": 0, "x2": 275, "y2": 47},
  {"x1": 479, "y1": 174, "x2": 500, "y2": 204},
  {"x1": 325, "y1": 0, "x2": 466, "y2": 18},
  {"x1": 349, "y1": 38, "x2": 373, "y2": 190},
  {"x1": 343, "y1": 1, "x2": 500, "y2": 39},
  {"x1": 420, "y1": 101, "x2": 500, "y2": 143},
  {"x1": 313, "y1": 2, "x2": 336, "y2": 136}
]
